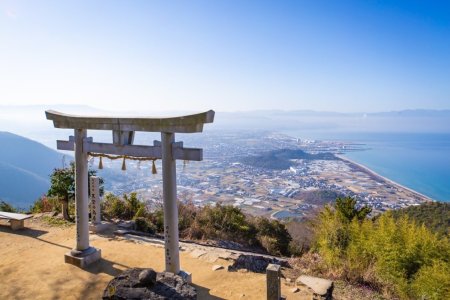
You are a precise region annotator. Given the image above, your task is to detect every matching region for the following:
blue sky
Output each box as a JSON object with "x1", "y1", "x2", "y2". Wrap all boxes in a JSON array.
[{"x1": 1, "y1": 0, "x2": 449, "y2": 112}]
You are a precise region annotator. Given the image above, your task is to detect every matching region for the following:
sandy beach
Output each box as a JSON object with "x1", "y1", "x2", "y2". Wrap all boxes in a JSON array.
[{"x1": 336, "y1": 154, "x2": 431, "y2": 202}]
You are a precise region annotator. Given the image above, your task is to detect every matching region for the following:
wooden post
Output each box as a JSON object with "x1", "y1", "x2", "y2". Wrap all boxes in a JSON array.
[{"x1": 161, "y1": 132, "x2": 180, "y2": 274}]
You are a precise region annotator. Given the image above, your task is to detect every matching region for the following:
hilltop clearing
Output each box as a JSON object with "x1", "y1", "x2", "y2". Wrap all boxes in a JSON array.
[
  {"x1": 0, "y1": 216, "x2": 300, "y2": 300},
  {"x1": 0, "y1": 215, "x2": 388, "y2": 299}
]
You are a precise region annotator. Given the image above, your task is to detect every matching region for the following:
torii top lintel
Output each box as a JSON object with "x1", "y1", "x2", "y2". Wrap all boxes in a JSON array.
[{"x1": 45, "y1": 110, "x2": 215, "y2": 133}]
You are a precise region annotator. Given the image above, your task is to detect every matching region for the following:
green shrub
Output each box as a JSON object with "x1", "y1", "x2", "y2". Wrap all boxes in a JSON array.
[
  {"x1": 411, "y1": 260, "x2": 450, "y2": 299},
  {"x1": 134, "y1": 217, "x2": 156, "y2": 234},
  {"x1": 102, "y1": 193, "x2": 126, "y2": 220},
  {"x1": 134, "y1": 206, "x2": 147, "y2": 219},
  {"x1": 147, "y1": 206, "x2": 164, "y2": 233},
  {"x1": 192, "y1": 203, "x2": 257, "y2": 245},
  {"x1": 335, "y1": 196, "x2": 372, "y2": 222},
  {"x1": 30, "y1": 196, "x2": 61, "y2": 213},
  {"x1": 0, "y1": 200, "x2": 16, "y2": 212},
  {"x1": 313, "y1": 201, "x2": 450, "y2": 299},
  {"x1": 101, "y1": 192, "x2": 145, "y2": 221},
  {"x1": 41, "y1": 216, "x2": 73, "y2": 227},
  {"x1": 143, "y1": 203, "x2": 293, "y2": 256},
  {"x1": 46, "y1": 162, "x2": 104, "y2": 220},
  {"x1": 139, "y1": 202, "x2": 294, "y2": 256},
  {"x1": 123, "y1": 192, "x2": 144, "y2": 220},
  {"x1": 392, "y1": 201, "x2": 450, "y2": 236},
  {"x1": 253, "y1": 217, "x2": 292, "y2": 256},
  {"x1": 30, "y1": 198, "x2": 44, "y2": 213}
]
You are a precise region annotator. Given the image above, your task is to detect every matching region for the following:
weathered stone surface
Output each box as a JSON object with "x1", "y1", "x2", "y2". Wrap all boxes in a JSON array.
[
  {"x1": 103, "y1": 268, "x2": 197, "y2": 300},
  {"x1": 266, "y1": 264, "x2": 281, "y2": 300},
  {"x1": 201, "y1": 252, "x2": 221, "y2": 263},
  {"x1": 46, "y1": 109, "x2": 215, "y2": 133},
  {"x1": 227, "y1": 255, "x2": 288, "y2": 273},
  {"x1": 178, "y1": 270, "x2": 192, "y2": 284},
  {"x1": 297, "y1": 275, "x2": 333, "y2": 299},
  {"x1": 138, "y1": 269, "x2": 157, "y2": 286},
  {"x1": 117, "y1": 221, "x2": 135, "y2": 230},
  {"x1": 212, "y1": 265, "x2": 224, "y2": 271},
  {"x1": 64, "y1": 248, "x2": 101, "y2": 268},
  {"x1": 189, "y1": 249, "x2": 206, "y2": 259}
]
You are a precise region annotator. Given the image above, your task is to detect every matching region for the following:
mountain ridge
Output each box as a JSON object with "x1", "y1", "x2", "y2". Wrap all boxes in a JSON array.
[{"x1": 0, "y1": 132, "x2": 67, "y2": 208}]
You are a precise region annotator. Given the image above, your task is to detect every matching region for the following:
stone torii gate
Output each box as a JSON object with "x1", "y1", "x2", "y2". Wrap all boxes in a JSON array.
[{"x1": 46, "y1": 110, "x2": 214, "y2": 275}]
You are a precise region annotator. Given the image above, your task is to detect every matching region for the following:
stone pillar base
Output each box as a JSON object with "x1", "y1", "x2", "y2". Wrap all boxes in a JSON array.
[
  {"x1": 178, "y1": 270, "x2": 192, "y2": 284},
  {"x1": 65, "y1": 247, "x2": 101, "y2": 268},
  {"x1": 89, "y1": 222, "x2": 109, "y2": 233},
  {"x1": 10, "y1": 219, "x2": 24, "y2": 230}
]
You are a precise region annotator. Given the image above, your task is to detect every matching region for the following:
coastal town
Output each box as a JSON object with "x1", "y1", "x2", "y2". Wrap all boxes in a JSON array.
[{"x1": 99, "y1": 131, "x2": 429, "y2": 220}]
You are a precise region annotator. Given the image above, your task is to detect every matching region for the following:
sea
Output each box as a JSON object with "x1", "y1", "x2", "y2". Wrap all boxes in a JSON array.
[{"x1": 281, "y1": 131, "x2": 450, "y2": 202}]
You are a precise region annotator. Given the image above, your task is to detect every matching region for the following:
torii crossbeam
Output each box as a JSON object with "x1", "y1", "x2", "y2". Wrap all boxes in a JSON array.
[{"x1": 46, "y1": 110, "x2": 214, "y2": 275}]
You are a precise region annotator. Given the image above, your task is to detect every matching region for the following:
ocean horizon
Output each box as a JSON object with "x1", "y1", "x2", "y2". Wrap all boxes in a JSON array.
[{"x1": 281, "y1": 131, "x2": 450, "y2": 202}]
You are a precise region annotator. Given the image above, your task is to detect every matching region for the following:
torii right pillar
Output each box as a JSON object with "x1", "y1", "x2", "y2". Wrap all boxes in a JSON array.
[{"x1": 161, "y1": 131, "x2": 180, "y2": 274}]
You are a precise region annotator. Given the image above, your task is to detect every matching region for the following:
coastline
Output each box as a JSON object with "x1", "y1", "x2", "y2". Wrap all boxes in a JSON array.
[{"x1": 335, "y1": 154, "x2": 432, "y2": 202}]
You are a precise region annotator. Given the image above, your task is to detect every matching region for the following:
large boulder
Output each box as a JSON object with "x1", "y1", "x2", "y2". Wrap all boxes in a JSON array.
[
  {"x1": 103, "y1": 268, "x2": 197, "y2": 300},
  {"x1": 228, "y1": 254, "x2": 288, "y2": 273}
]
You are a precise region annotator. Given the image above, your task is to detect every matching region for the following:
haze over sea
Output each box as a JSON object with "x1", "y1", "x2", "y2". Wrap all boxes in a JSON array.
[{"x1": 284, "y1": 130, "x2": 450, "y2": 202}]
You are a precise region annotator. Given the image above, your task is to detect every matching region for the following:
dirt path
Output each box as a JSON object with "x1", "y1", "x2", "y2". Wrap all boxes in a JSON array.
[{"x1": 0, "y1": 218, "x2": 308, "y2": 300}]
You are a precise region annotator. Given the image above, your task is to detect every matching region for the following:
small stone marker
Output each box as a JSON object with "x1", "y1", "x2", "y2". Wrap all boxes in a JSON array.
[
  {"x1": 297, "y1": 275, "x2": 333, "y2": 299},
  {"x1": 89, "y1": 176, "x2": 108, "y2": 233},
  {"x1": 89, "y1": 176, "x2": 101, "y2": 224},
  {"x1": 266, "y1": 263, "x2": 281, "y2": 300}
]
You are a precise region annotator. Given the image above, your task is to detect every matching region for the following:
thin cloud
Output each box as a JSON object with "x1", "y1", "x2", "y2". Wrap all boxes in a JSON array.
[{"x1": 6, "y1": 9, "x2": 17, "y2": 19}]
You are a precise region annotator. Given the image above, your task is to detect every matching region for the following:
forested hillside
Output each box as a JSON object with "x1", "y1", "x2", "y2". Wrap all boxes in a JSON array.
[{"x1": 392, "y1": 201, "x2": 450, "y2": 236}]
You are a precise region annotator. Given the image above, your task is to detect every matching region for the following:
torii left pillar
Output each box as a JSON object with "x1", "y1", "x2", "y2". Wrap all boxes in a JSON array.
[
  {"x1": 64, "y1": 128, "x2": 101, "y2": 268},
  {"x1": 161, "y1": 132, "x2": 180, "y2": 274}
]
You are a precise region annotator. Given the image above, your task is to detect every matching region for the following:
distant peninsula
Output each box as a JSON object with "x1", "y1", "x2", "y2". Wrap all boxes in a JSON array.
[{"x1": 240, "y1": 149, "x2": 336, "y2": 170}]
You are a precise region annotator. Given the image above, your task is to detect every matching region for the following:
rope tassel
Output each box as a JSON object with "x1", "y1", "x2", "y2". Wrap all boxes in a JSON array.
[
  {"x1": 152, "y1": 160, "x2": 157, "y2": 174},
  {"x1": 121, "y1": 156, "x2": 126, "y2": 171},
  {"x1": 88, "y1": 152, "x2": 158, "y2": 173}
]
